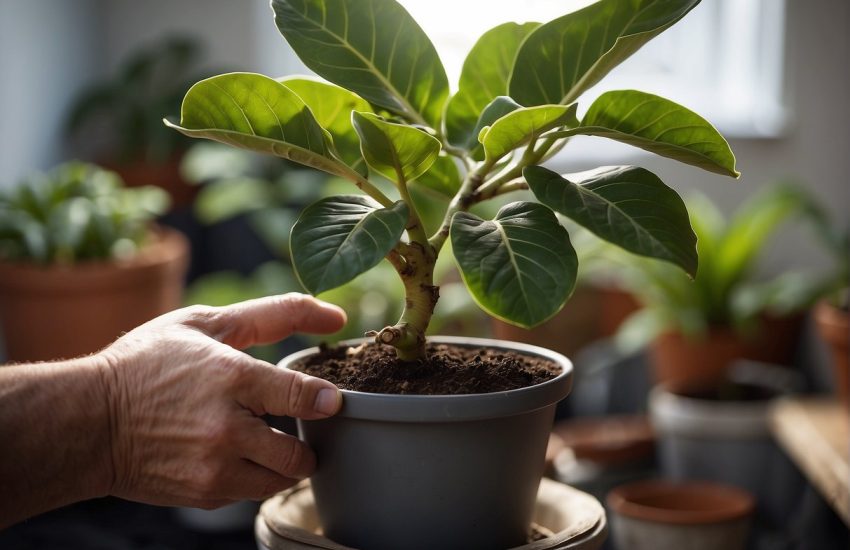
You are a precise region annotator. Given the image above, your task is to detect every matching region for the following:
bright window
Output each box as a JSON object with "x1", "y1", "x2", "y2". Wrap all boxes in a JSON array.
[{"x1": 399, "y1": 0, "x2": 787, "y2": 138}]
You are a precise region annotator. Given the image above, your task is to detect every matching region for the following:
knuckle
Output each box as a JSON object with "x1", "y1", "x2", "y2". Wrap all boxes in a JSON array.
[
  {"x1": 194, "y1": 462, "x2": 226, "y2": 498},
  {"x1": 278, "y1": 439, "x2": 305, "y2": 477},
  {"x1": 286, "y1": 372, "x2": 310, "y2": 415}
]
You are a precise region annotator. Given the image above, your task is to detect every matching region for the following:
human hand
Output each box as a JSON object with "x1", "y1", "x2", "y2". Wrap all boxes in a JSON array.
[{"x1": 98, "y1": 293, "x2": 346, "y2": 509}]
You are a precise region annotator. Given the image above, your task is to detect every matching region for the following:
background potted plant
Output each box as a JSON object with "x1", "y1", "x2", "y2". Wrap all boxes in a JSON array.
[
  {"x1": 599, "y1": 183, "x2": 842, "y2": 526},
  {"x1": 65, "y1": 36, "x2": 215, "y2": 209},
  {"x1": 165, "y1": 0, "x2": 737, "y2": 547},
  {"x1": 0, "y1": 162, "x2": 187, "y2": 362}
]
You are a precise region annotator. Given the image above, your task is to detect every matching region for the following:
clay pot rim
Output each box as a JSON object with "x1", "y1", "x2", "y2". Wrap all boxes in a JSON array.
[
  {"x1": 0, "y1": 226, "x2": 185, "y2": 273},
  {"x1": 607, "y1": 479, "x2": 755, "y2": 525},
  {"x1": 280, "y1": 335, "x2": 573, "y2": 423}
]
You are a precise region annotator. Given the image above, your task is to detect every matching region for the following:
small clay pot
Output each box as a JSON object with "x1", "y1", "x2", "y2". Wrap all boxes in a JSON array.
[
  {"x1": 0, "y1": 227, "x2": 188, "y2": 362},
  {"x1": 649, "y1": 314, "x2": 804, "y2": 394},
  {"x1": 814, "y1": 301, "x2": 849, "y2": 407},
  {"x1": 104, "y1": 155, "x2": 197, "y2": 209},
  {"x1": 607, "y1": 480, "x2": 754, "y2": 550}
]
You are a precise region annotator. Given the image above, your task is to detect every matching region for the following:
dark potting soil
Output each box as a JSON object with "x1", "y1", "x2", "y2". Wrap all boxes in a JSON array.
[{"x1": 295, "y1": 341, "x2": 561, "y2": 395}]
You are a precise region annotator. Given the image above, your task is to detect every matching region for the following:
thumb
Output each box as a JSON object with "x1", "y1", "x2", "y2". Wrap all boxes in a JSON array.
[{"x1": 200, "y1": 293, "x2": 346, "y2": 350}]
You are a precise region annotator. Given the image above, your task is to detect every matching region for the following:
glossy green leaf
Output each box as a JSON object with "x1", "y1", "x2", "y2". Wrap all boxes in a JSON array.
[
  {"x1": 553, "y1": 90, "x2": 739, "y2": 177},
  {"x1": 466, "y1": 96, "x2": 522, "y2": 161},
  {"x1": 165, "y1": 73, "x2": 364, "y2": 181},
  {"x1": 412, "y1": 155, "x2": 461, "y2": 197},
  {"x1": 481, "y1": 104, "x2": 578, "y2": 163},
  {"x1": 451, "y1": 201, "x2": 578, "y2": 328},
  {"x1": 272, "y1": 0, "x2": 449, "y2": 128},
  {"x1": 445, "y1": 22, "x2": 539, "y2": 147},
  {"x1": 290, "y1": 196, "x2": 409, "y2": 294},
  {"x1": 509, "y1": 0, "x2": 700, "y2": 106},
  {"x1": 280, "y1": 76, "x2": 371, "y2": 170},
  {"x1": 351, "y1": 111, "x2": 441, "y2": 183},
  {"x1": 525, "y1": 165, "x2": 697, "y2": 276}
]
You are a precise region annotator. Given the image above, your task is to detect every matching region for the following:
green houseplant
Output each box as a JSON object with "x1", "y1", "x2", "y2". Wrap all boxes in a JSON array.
[
  {"x1": 166, "y1": 0, "x2": 737, "y2": 547},
  {"x1": 0, "y1": 162, "x2": 187, "y2": 362},
  {"x1": 609, "y1": 184, "x2": 842, "y2": 393},
  {"x1": 66, "y1": 36, "x2": 215, "y2": 207}
]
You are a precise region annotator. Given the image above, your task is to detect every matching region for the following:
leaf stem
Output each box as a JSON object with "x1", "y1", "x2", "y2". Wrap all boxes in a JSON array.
[
  {"x1": 396, "y1": 176, "x2": 429, "y2": 245},
  {"x1": 339, "y1": 164, "x2": 395, "y2": 208},
  {"x1": 428, "y1": 159, "x2": 494, "y2": 252}
]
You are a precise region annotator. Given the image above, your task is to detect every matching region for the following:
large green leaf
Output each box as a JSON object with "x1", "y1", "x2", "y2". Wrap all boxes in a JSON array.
[
  {"x1": 272, "y1": 0, "x2": 449, "y2": 128},
  {"x1": 509, "y1": 0, "x2": 700, "y2": 106},
  {"x1": 553, "y1": 90, "x2": 739, "y2": 177},
  {"x1": 279, "y1": 76, "x2": 371, "y2": 170},
  {"x1": 412, "y1": 154, "x2": 461, "y2": 197},
  {"x1": 450, "y1": 201, "x2": 578, "y2": 328},
  {"x1": 445, "y1": 22, "x2": 539, "y2": 147},
  {"x1": 351, "y1": 111, "x2": 441, "y2": 183},
  {"x1": 290, "y1": 196, "x2": 408, "y2": 294},
  {"x1": 525, "y1": 165, "x2": 697, "y2": 276},
  {"x1": 165, "y1": 73, "x2": 363, "y2": 181},
  {"x1": 481, "y1": 104, "x2": 578, "y2": 163}
]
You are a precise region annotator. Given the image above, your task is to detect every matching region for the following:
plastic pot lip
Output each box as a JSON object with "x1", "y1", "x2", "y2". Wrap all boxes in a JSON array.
[
  {"x1": 607, "y1": 479, "x2": 755, "y2": 525},
  {"x1": 279, "y1": 335, "x2": 573, "y2": 423}
]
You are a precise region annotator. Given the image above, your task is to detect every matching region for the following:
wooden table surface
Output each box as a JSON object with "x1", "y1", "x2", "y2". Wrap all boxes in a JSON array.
[{"x1": 769, "y1": 398, "x2": 850, "y2": 526}]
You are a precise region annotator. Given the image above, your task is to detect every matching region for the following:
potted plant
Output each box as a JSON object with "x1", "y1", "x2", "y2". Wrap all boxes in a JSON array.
[
  {"x1": 613, "y1": 185, "x2": 838, "y2": 393},
  {"x1": 65, "y1": 36, "x2": 215, "y2": 208},
  {"x1": 0, "y1": 162, "x2": 188, "y2": 362},
  {"x1": 601, "y1": 184, "x2": 840, "y2": 525},
  {"x1": 165, "y1": 0, "x2": 737, "y2": 547}
]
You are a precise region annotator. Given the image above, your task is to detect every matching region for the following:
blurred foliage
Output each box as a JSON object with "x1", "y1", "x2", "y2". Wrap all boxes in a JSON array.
[
  {"x1": 577, "y1": 183, "x2": 849, "y2": 350},
  {"x1": 0, "y1": 162, "x2": 169, "y2": 264},
  {"x1": 182, "y1": 144, "x2": 487, "y2": 345},
  {"x1": 66, "y1": 36, "x2": 216, "y2": 163}
]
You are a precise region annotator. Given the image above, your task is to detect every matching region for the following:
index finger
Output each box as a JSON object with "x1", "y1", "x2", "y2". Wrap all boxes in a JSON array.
[{"x1": 199, "y1": 293, "x2": 347, "y2": 350}]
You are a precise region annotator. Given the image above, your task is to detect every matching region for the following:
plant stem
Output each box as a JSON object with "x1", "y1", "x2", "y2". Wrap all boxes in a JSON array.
[
  {"x1": 373, "y1": 242, "x2": 438, "y2": 360},
  {"x1": 396, "y1": 175, "x2": 429, "y2": 245},
  {"x1": 428, "y1": 160, "x2": 494, "y2": 253}
]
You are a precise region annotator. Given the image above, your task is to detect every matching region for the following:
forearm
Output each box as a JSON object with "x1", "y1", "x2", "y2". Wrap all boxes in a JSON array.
[{"x1": 0, "y1": 354, "x2": 113, "y2": 528}]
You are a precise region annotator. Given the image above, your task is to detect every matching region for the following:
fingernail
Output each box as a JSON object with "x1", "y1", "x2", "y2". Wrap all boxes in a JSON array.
[{"x1": 314, "y1": 388, "x2": 341, "y2": 416}]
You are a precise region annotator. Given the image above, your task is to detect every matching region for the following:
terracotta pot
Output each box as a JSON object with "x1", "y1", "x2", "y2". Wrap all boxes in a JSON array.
[
  {"x1": 814, "y1": 301, "x2": 849, "y2": 407},
  {"x1": 607, "y1": 480, "x2": 754, "y2": 550},
  {"x1": 104, "y1": 155, "x2": 197, "y2": 210},
  {"x1": 649, "y1": 314, "x2": 804, "y2": 394},
  {"x1": 0, "y1": 227, "x2": 188, "y2": 362}
]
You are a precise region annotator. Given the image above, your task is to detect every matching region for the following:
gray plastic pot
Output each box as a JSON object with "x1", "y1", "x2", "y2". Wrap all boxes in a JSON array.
[
  {"x1": 648, "y1": 362, "x2": 803, "y2": 525},
  {"x1": 279, "y1": 336, "x2": 574, "y2": 550}
]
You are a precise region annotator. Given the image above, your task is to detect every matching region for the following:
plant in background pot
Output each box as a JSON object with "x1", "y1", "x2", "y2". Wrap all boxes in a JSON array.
[
  {"x1": 0, "y1": 162, "x2": 187, "y2": 362},
  {"x1": 66, "y1": 36, "x2": 216, "y2": 208},
  {"x1": 165, "y1": 0, "x2": 738, "y2": 547},
  {"x1": 614, "y1": 184, "x2": 839, "y2": 394},
  {"x1": 602, "y1": 183, "x2": 842, "y2": 526}
]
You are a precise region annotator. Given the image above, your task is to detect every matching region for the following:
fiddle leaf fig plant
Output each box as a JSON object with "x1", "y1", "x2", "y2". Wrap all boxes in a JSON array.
[{"x1": 165, "y1": 0, "x2": 738, "y2": 360}]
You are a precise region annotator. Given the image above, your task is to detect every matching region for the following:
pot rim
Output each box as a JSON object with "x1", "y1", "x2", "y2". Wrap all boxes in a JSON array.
[
  {"x1": 607, "y1": 479, "x2": 755, "y2": 525},
  {"x1": 279, "y1": 335, "x2": 573, "y2": 423}
]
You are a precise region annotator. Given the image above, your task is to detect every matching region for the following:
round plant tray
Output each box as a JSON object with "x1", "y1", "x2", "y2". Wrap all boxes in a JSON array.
[{"x1": 255, "y1": 478, "x2": 607, "y2": 550}]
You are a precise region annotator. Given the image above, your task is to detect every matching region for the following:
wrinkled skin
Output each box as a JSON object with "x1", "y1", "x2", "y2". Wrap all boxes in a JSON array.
[{"x1": 0, "y1": 293, "x2": 346, "y2": 527}]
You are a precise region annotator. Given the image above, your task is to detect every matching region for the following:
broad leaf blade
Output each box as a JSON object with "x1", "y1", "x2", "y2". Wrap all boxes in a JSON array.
[
  {"x1": 451, "y1": 201, "x2": 578, "y2": 328},
  {"x1": 481, "y1": 104, "x2": 578, "y2": 163},
  {"x1": 290, "y1": 196, "x2": 408, "y2": 294},
  {"x1": 525, "y1": 165, "x2": 697, "y2": 276},
  {"x1": 412, "y1": 155, "x2": 461, "y2": 197},
  {"x1": 272, "y1": 0, "x2": 449, "y2": 128},
  {"x1": 280, "y1": 76, "x2": 371, "y2": 170},
  {"x1": 351, "y1": 111, "x2": 441, "y2": 183},
  {"x1": 509, "y1": 0, "x2": 700, "y2": 106},
  {"x1": 445, "y1": 22, "x2": 539, "y2": 147},
  {"x1": 467, "y1": 96, "x2": 522, "y2": 161},
  {"x1": 555, "y1": 90, "x2": 739, "y2": 177},
  {"x1": 165, "y1": 73, "x2": 359, "y2": 179}
]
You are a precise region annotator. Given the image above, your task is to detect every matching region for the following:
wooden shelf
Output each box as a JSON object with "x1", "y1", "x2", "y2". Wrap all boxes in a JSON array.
[{"x1": 769, "y1": 398, "x2": 850, "y2": 526}]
